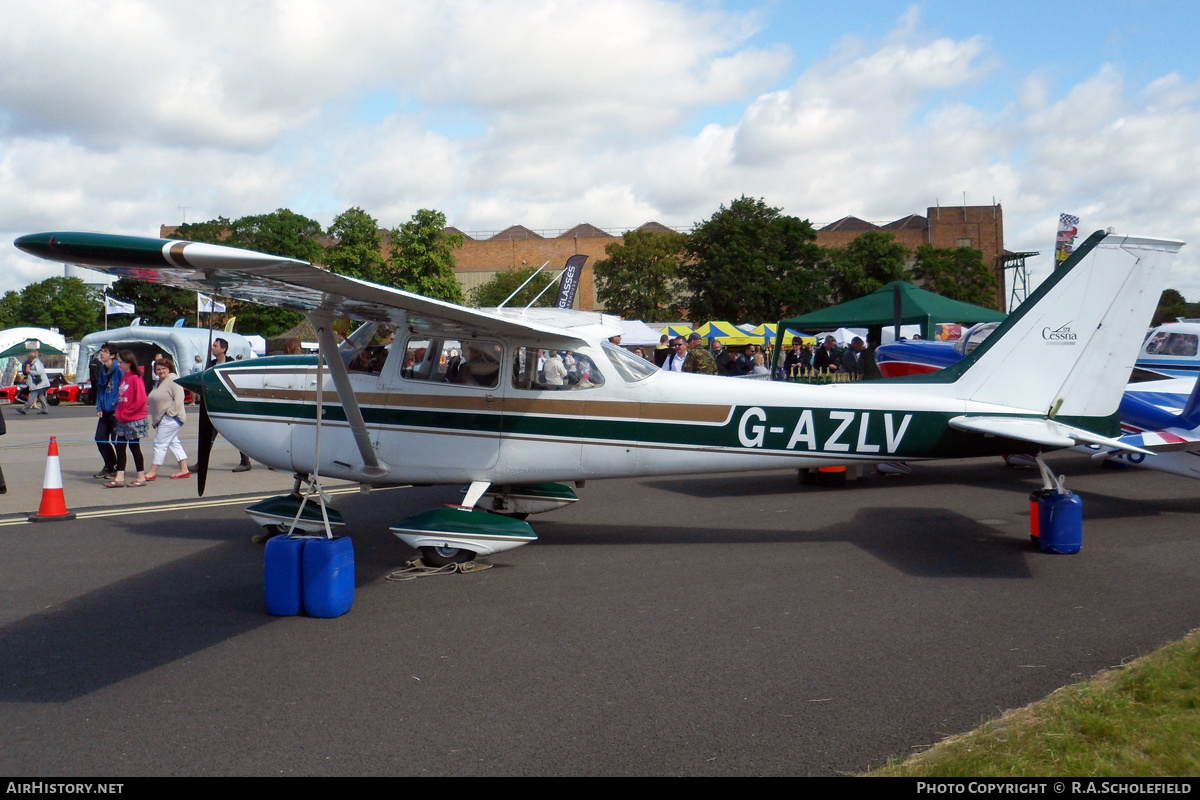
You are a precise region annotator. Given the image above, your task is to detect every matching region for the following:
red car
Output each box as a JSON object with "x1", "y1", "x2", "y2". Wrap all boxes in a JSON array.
[
  {"x1": 1, "y1": 372, "x2": 74, "y2": 405},
  {"x1": 54, "y1": 381, "x2": 90, "y2": 403}
]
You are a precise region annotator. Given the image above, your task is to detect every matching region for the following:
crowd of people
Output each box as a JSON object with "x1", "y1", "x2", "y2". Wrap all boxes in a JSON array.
[
  {"x1": 637, "y1": 332, "x2": 879, "y2": 380},
  {"x1": 88, "y1": 337, "x2": 247, "y2": 487}
]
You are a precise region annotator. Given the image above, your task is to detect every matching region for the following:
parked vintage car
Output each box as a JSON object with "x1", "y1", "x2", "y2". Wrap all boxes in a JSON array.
[
  {"x1": 1, "y1": 369, "x2": 68, "y2": 405},
  {"x1": 54, "y1": 379, "x2": 91, "y2": 403}
]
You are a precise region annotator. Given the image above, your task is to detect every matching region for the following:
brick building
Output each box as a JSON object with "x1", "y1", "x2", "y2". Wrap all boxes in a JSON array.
[
  {"x1": 450, "y1": 203, "x2": 1008, "y2": 311},
  {"x1": 162, "y1": 202, "x2": 1009, "y2": 312}
]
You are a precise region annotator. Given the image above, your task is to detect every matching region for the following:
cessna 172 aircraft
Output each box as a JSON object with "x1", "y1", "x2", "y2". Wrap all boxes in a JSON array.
[{"x1": 13, "y1": 229, "x2": 1184, "y2": 565}]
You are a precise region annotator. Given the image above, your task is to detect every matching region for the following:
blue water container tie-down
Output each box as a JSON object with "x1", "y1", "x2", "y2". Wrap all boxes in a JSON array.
[
  {"x1": 264, "y1": 535, "x2": 355, "y2": 617},
  {"x1": 264, "y1": 535, "x2": 306, "y2": 616},
  {"x1": 1036, "y1": 491, "x2": 1083, "y2": 555}
]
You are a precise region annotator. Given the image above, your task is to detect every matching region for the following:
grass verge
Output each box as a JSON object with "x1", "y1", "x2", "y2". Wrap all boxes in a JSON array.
[{"x1": 867, "y1": 629, "x2": 1200, "y2": 776}]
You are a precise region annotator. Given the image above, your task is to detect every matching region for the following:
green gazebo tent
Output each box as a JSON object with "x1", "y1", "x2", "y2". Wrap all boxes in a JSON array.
[
  {"x1": 0, "y1": 339, "x2": 66, "y2": 359},
  {"x1": 780, "y1": 281, "x2": 1006, "y2": 342}
]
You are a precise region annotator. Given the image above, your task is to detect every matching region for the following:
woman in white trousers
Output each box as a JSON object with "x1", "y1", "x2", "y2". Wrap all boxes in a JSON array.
[{"x1": 145, "y1": 358, "x2": 190, "y2": 480}]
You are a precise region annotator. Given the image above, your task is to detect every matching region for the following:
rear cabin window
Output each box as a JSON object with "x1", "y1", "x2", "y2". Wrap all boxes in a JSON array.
[
  {"x1": 400, "y1": 336, "x2": 501, "y2": 389},
  {"x1": 511, "y1": 346, "x2": 605, "y2": 391}
]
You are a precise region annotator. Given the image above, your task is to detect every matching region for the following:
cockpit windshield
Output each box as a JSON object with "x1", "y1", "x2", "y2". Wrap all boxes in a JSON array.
[{"x1": 603, "y1": 341, "x2": 658, "y2": 382}]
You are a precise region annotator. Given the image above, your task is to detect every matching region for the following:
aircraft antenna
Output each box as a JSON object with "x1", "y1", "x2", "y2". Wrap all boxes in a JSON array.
[
  {"x1": 524, "y1": 270, "x2": 564, "y2": 309},
  {"x1": 498, "y1": 261, "x2": 550, "y2": 309}
]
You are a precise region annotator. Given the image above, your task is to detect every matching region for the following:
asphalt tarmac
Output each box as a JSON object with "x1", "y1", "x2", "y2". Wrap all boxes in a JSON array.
[{"x1": 2, "y1": 404, "x2": 1199, "y2": 776}]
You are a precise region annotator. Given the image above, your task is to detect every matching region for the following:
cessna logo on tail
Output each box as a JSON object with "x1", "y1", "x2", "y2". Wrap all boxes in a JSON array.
[{"x1": 1042, "y1": 323, "x2": 1078, "y2": 344}]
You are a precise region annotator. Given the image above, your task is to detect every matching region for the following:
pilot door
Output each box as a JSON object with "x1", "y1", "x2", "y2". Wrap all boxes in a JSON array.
[{"x1": 367, "y1": 334, "x2": 504, "y2": 483}]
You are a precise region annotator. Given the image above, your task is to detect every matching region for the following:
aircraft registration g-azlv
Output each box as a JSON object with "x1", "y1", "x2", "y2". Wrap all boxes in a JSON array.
[{"x1": 13, "y1": 229, "x2": 1184, "y2": 566}]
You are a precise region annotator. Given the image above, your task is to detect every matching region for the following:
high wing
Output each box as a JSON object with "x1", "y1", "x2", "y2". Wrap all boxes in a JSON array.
[{"x1": 13, "y1": 231, "x2": 622, "y2": 344}]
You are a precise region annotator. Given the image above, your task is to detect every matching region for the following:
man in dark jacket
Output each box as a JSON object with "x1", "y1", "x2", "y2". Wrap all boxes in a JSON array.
[
  {"x1": 813, "y1": 336, "x2": 842, "y2": 373},
  {"x1": 93, "y1": 344, "x2": 122, "y2": 479},
  {"x1": 210, "y1": 337, "x2": 253, "y2": 472},
  {"x1": 711, "y1": 340, "x2": 736, "y2": 376},
  {"x1": 841, "y1": 336, "x2": 867, "y2": 378}
]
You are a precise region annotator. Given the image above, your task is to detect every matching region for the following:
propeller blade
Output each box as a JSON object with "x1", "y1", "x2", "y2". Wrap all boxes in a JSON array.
[{"x1": 195, "y1": 394, "x2": 214, "y2": 496}]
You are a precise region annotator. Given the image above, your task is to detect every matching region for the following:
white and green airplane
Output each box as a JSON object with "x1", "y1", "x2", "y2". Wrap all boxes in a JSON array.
[{"x1": 14, "y1": 229, "x2": 1183, "y2": 565}]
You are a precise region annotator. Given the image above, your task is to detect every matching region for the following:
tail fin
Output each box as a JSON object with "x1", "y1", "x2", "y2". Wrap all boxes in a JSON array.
[{"x1": 938, "y1": 232, "x2": 1183, "y2": 427}]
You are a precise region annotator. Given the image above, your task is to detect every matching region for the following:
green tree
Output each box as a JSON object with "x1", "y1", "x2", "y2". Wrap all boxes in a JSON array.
[
  {"x1": 911, "y1": 245, "x2": 1000, "y2": 309},
  {"x1": 226, "y1": 209, "x2": 326, "y2": 263},
  {"x1": 825, "y1": 230, "x2": 910, "y2": 303},
  {"x1": 386, "y1": 209, "x2": 465, "y2": 303},
  {"x1": 326, "y1": 207, "x2": 387, "y2": 283},
  {"x1": 13, "y1": 277, "x2": 101, "y2": 339},
  {"x1": 1152, "y1": 289, "x2": 1200, "y2": 326},
  {"x1": 681, "y1": 196, "x2": 826, "y2": 324},
  {"x1": 109, "y1": 278, "x2": 195, "y2": 327},
  {"x1": 469, "y1": 264, "x2": 558, "y2": 308},
  {"x1": 0, "y1": 291, "x2": 23, "y2": 329},
  {"x1": 593, "y1": 229, "x2": 688, "y2": 321}
]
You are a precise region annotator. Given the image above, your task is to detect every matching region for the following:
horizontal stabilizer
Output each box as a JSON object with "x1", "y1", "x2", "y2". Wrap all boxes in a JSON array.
[{"x1": 948, "y1": 416, "x2": 1153, "y2": 455}]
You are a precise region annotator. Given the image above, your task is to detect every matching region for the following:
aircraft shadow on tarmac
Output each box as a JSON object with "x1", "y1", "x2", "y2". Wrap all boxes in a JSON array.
[
  {"x1": 0, "y1": 489, "x2": 451, "y2": 704},
  {"x1": 535, "y1": 506, "x2": 1036, "y2": 580},
  {"x1": 5, "y1": 471, "x2": 1194, "y2": 704},
  {"x1": 642, "y1": 459, "x2": 1045, "y2": 499}
]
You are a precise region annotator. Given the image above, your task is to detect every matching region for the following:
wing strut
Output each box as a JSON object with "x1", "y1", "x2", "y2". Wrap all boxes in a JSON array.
[{"x1": 310, "y1": 313, "x2": 389, "y2": 478}]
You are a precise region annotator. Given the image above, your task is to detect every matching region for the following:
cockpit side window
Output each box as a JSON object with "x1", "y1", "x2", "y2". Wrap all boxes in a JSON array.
[
  {"x1": 1145, "y1": 332, "x2": 1199, "y2": 357},
  {"x1": 400, "y1": 336, "x2": 501, "y2": 388},
  {"x1": 344, "y1": 324, "x2": 395, "y2": 376}
]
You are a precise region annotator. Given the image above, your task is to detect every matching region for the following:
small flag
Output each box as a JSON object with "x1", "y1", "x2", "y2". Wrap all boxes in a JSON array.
[
  {"x1": 173, "y1": 318, "x2": 185, "y2": 328},
  {"x1": 555, "y1": 254, "x2": 587, "y2": 309},
  {"x1": 198, "y1": 293, "x2": 226, "y2": 313},
  {"x1": 104, "y1": 295, "x2": 136, "y2": 315},
  {"x1": 1055, "y1": 213, "x2": 1080, "y2": 269}
]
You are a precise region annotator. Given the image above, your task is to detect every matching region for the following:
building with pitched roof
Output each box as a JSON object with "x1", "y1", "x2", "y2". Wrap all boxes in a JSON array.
[{"x1": 162, "y1": 202, "x2": 1011, "y2": 312}]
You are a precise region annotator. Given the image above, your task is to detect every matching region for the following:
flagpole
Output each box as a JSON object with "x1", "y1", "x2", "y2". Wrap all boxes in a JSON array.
[{"x1": 103, "y1": 293, "x2": 108, "y2": 332}]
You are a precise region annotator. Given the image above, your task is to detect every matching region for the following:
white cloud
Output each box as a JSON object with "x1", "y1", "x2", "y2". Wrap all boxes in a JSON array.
[{"x1": 3, "y1": 0, "x2": 1200, "y2": 310}]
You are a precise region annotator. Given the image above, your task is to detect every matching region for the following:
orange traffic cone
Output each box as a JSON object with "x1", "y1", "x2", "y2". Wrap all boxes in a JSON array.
[{"x1": 29, "y1": 436, "x2": 76, "y2": 523}]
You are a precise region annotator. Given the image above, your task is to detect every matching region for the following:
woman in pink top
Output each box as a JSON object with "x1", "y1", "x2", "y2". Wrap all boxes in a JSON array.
[{"x1": 106, "y1": 350, "x2": 150, "y2": 488}]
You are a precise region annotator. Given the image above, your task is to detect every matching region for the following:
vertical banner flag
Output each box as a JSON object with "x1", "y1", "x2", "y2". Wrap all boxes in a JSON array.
[
  {"x1": 104, "y1": 295, "x2": 136, "y2": 316},
  {"x1": 1055, "y1": 213, "x2": 1080, "y2": 269},
  {"x1": 198, "y1": 293, "x2": 227, "y2": 313},
  {"x1": 555, "y1": 254, "x2": 588, "y2": 309}
]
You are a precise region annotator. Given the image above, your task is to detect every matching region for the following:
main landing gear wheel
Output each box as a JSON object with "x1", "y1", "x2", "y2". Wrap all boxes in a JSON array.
[{"x1": 419, "y1": 545, "x2": 477, "y2": 567}]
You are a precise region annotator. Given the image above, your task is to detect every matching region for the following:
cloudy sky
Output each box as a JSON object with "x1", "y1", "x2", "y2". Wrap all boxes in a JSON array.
[{"x1": 3, "y1": 0, "x2": 1199, "y2": 306}]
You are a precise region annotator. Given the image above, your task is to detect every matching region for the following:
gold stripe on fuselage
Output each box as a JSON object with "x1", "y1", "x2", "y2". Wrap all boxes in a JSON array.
[{"x1": 221, "y1": 372, "x2": 733, "y2": 424}]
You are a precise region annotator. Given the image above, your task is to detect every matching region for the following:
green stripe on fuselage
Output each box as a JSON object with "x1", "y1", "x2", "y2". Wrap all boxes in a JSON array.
[{"x1": 200, "y1": 361, "x2": 1108, "y2": 459}]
